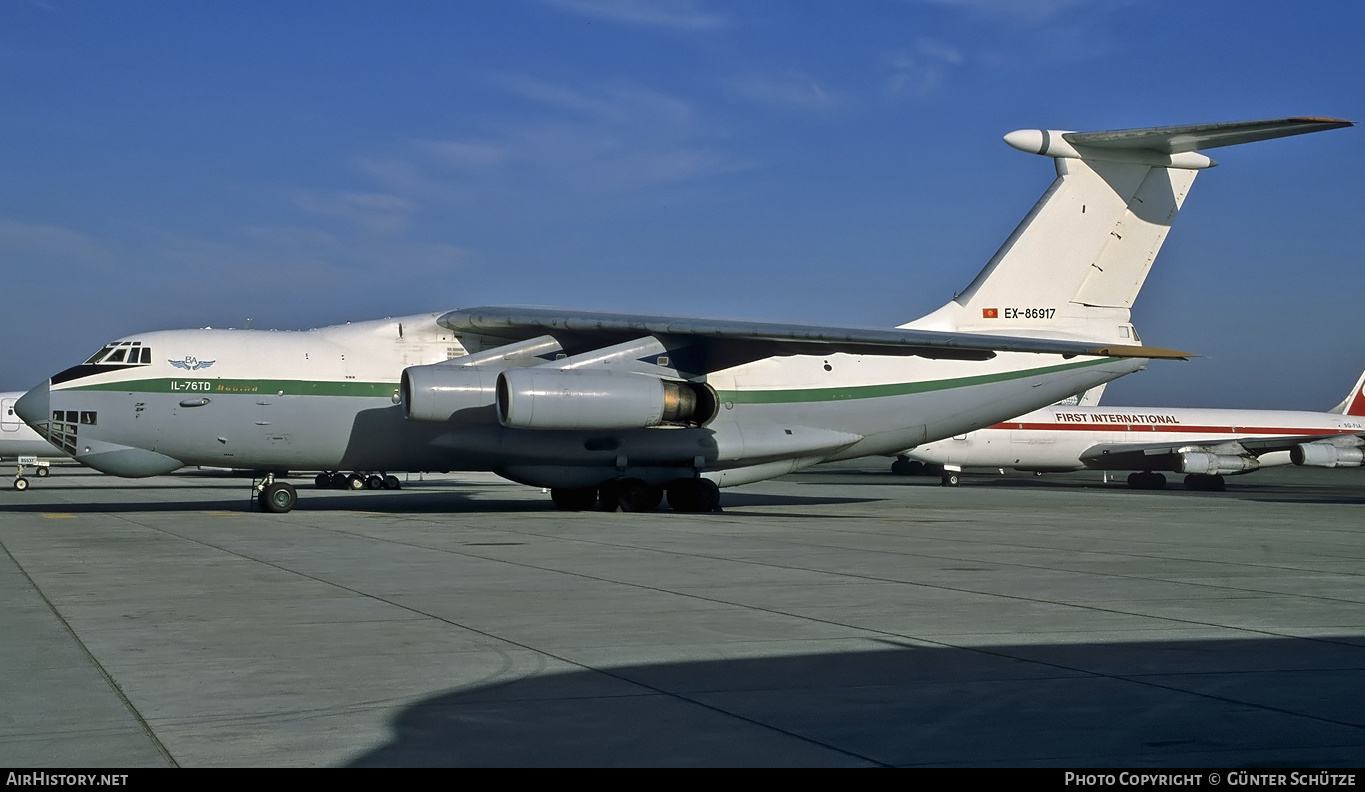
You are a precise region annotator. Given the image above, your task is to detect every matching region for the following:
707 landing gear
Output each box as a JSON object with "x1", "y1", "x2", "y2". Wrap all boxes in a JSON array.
[
  {"x1": 1126, "y1": 471, "x2": 1167, "y2": 490},
  {"x1": 1183, "y1": 473, "x2": 1226, "y2": 491},
  {"x1": 890, "y1": 456, "x2": 926, "y2": 476}
]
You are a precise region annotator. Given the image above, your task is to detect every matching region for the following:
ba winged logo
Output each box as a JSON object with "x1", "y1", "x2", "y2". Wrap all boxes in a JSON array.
[{"x1": 169, "y1": 356, "x2": 215, "y2": 371}]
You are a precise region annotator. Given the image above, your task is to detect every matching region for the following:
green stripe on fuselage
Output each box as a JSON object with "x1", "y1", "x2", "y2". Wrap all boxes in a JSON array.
[
  {"x1": 60, "y1": 378, "x2": 398, "y2": 398},
  {"x1": 59, "y1": 357, "x2": 1117, "y2": 404},
  {"x1": 715, "y1": 357, "x2": 1117, "y2": 404}
]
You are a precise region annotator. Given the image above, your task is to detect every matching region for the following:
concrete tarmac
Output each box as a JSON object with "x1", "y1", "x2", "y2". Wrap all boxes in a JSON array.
[{"x1": 1, "y1": 461, "x2": 1363, "y2": 768}]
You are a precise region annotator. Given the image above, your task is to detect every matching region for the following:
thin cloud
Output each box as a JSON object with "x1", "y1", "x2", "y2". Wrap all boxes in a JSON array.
[
  {"x1": 419, "y1": 76, "x2": 740, "y2": 193},
  {"x1": 545, "y1": 0, "x2": 727, "y2": 30},
  {"x1": 494, "y1": 74, "x2": 698, "y2": 128},
  {"x1": 293, "y1": 191, "x2": 418, "y2": 235},
  {"x1": 155, "y1": 225, "x2": 473, "y2": 283},
  {"x1": 419, "y1": 140, "x2": 508, "y2": 171},
  {"x1": 0, "y1": 219, "x2": 112, "y2": 265},
  {"x1": 731, "y1": 73, "x2": 839, "y2": 112},
  {"x1": 884, "y1": 38, "x2": 965, "y2": 97},
  {"x1": 916, "y1": 0, "x2": 1099, "y2": 25}
]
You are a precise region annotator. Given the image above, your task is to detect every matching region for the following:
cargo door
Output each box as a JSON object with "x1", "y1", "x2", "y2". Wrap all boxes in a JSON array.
[{"x1": 2, "y1": 397, "x2": 18, "y2": 433}]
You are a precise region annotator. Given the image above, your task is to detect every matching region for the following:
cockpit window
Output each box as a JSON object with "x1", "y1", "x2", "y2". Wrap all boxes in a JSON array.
[{"x1": 83, "y1": 341, "x2": 154, "y2": 366}]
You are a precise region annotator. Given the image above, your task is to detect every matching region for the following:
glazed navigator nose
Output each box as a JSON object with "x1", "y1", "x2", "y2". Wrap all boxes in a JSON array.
[{"x1": 14, "y1": 380, "x2": 50, "y2": 429}]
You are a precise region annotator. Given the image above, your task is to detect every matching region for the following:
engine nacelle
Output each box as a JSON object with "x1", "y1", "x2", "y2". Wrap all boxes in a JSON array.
[
  {"x1": 497, "y1": 369, "x2": 717, "y2": 430},
  {"x1": 1176, "y1": 451, "x2": 1259, "y2": 475},
  {"x1": 401, "y1": 364, "x2": 497, "y2": 423},
  {"x1": 1291, "y1": 442, "x2": 1365, "y2": 468}
]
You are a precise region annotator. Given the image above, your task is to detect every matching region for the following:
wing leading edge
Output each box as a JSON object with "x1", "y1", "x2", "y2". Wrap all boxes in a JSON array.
[
  {"x1": 1078, "y1": 432, "x2": 1365, "y2": 471},
  {"x1": 439, "y1": 306, "x2": 1189, "y2": 373}
]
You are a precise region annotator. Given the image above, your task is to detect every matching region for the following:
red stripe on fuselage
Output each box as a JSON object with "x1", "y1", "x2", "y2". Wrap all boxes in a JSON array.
[{"x1": 989, "y1": 422, "x2": 1353, "y2": 436}]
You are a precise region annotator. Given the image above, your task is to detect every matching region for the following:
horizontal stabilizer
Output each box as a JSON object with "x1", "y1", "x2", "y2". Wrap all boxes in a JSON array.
[
  {"x1": 1065, "y1": 117, "x2": 1352, "y2": 154},
  {"x1": 916, "y1": 114, "x2": 1352, "y2": 346}
]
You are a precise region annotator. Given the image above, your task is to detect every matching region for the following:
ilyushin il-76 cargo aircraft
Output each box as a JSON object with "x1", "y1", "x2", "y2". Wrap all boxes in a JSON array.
[
  {"x1": 15, "y1": 117, "x2": 1351, "y2": 513},
  {"x1": 899, "y1": 368, "x2": 1365, "y2": 491}
]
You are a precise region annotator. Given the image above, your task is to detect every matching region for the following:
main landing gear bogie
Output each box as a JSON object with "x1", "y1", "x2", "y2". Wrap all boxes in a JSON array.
[
  {"x1": 255, "y1": 470, "x2": 404, "y2": 513},
  {"x1": 315, "y1": 471, "x2": 402, "y2": 492},
  {"x1": 550, "y1": 477, "x2": 721, "y2": 513},
  {"x1": 1126, "y1": 471, "x2": 1167, "y2": 490},
  {"x1": 1183, "y1": 473, "x2": 1226, "y2": 492}
]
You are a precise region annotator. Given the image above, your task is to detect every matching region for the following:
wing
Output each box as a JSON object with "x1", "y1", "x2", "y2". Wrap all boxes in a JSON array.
[
  {"x1": 1078, "y1": 432, "x2": 1365, "y2": 471},
  {"x1": 439, "y1": 306, "x2": 1189, "y2": 375},
  {"x1": 169, "y1": 360, "x2": 189, "y2": 370}
]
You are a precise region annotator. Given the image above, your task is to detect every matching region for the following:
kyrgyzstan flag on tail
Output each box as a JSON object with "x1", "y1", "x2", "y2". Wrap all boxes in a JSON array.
[{"x1": 982, "y1": 308, "x2": 999, "y2": 319}]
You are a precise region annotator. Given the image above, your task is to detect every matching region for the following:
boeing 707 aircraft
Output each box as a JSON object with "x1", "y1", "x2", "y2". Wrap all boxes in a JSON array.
[
  {"x1": 900, "y1": 368, "x2": 1365, "y2": 490},
  {"x1": 2, "y1": 392, "x2": 66, "y2": 490},
  {"x1": 15, "y1": 117, "x2": 1352, "y2": 513}
]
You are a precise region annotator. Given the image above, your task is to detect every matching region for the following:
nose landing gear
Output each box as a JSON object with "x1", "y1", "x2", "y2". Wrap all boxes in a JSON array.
[{"x1": 252, "y1": 473, "x2": 299, "y2": 513}]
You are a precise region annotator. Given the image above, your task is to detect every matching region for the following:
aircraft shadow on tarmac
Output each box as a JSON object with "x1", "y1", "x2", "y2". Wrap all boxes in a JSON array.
[
  {"x1": 0, "y1": 498, "x2": 259, "y2": 514},
  {"x1": 0, "y1": 488, "x2": 881, "y2": 515},
  {"x1": 292, "y1": 490, "x2": 880, "y2": 515},
  {"x1": 348, "y1": 636, "x2": 1365, "y2": 767}
]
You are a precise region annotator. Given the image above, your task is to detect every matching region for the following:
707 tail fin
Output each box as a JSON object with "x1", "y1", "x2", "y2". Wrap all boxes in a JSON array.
[
  {"x1": 904, "y1": 117, "x2": 1352, "y2": 346},
  {"x1": 1330, "y1": 367, "x2": 1365, "y2": 416}
]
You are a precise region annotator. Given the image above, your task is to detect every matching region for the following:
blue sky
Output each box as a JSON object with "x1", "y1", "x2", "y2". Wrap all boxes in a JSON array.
[{"x1": 2, "y1": 0, "x2": 1362, "y2": 409}]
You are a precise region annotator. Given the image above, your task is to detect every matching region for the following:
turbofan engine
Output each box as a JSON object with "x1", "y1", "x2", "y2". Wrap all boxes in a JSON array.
[
  {"x1": 497, "y1": 369, "x2": 718, "y2": 430},
  {"x1": 400, "y1": 365, "x2": 498, "y2": 423},
  {"x1": 1176, "y1": 451, "x2": 1259, "y2": 476},
  {"x1": 1291, "y1": 442, "x2": 1364, "y2": 468}
]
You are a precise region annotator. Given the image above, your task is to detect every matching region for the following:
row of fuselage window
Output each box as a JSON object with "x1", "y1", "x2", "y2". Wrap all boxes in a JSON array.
[{"x1": 52, "y1": 411, "x2": 97, "y2": 426}]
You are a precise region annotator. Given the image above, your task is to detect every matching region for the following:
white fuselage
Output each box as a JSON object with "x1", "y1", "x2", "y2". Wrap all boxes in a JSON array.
[
  {"x1": 907, "y1": 404, "x2": 1365, "y2": 472},
  {"x1": 24, "y1": 313, "x2": 1145, "y2": 487},
  {"x1": 1, "y1": 393, "x2": 61, "y2": 461}
]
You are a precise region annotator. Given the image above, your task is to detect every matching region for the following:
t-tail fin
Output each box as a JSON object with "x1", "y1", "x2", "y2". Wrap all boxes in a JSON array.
[
  {"x1": 904, "y1": 117, "x2": 1352, "y2": 345},
  {"x1": 1329, "y1": 367, "x2": 1365, "y2": 416}
]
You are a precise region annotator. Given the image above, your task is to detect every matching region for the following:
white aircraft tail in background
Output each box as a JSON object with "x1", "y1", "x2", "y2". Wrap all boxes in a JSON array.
[
  {"x1": 1329, "y1": 368, "x2": 1365, "y2": 416},
  {"x1": 898, "y1": 366, "x2": 1365, "y2": 490},
  {"x1": 2, "y1": 392, "x2": 65, "y2": 490}
]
